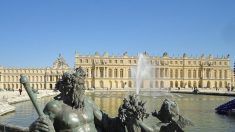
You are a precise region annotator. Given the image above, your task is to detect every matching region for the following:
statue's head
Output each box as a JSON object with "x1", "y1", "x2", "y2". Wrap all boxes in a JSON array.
[
  {"x1": 55, "y1": 67, "x2": 86, "y2": 109},
  {"x1": 73, "y1": 66, "x2": 86, "y2": 85}
]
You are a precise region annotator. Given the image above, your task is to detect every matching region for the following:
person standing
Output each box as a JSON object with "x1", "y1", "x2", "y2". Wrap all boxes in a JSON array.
[{"x1": 19, "y1": 88, "x2": 22, "y2": 95}]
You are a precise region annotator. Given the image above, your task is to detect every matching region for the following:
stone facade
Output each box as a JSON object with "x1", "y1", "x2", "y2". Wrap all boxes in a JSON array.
[
  {"x1": 0, "y1": 54, "x2": 70, "y2": 90},
  {"x1": 0, "y1": 53, "x2": 233, "y2": 90},
  {"x1": 75, "y1": 52, "x2": 233, "y2": 90}
]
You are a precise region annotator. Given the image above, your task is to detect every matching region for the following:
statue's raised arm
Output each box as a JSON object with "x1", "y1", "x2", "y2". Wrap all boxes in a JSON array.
[{"x1": 20, "y1": 75, "x2": 55, "y2": 132}]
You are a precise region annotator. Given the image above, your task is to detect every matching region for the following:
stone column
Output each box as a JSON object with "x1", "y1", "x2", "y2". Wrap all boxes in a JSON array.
[
  {"x1": 103, "y1": 67, "x2": 105, "y2": 78},
  {"x1": 104, "y1": 67, "x2": 107, "y2": 78},
  {"x1": 89, "y1": 67, "x2": 91, "y2": 78},
  {"x1": 98, "y1": 67, "x2": 100, "y2": 78},
  {"x1": 113, "y1": 68, "x2": 115, "y2": 78},
  {"x1": 117, "y1": 68, "x2": 120, "y2": 78}
]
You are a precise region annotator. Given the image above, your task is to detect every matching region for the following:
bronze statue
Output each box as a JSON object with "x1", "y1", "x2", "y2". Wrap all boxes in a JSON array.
[
  {"x1": 20, "y1": 66, "x2": 192, "y2": 132},
  {"x1": 152, "y1": 99, "x2": 193, "y2": 132}
]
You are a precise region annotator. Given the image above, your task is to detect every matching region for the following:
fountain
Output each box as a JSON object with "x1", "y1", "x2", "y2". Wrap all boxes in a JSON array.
[{"x1": 132, "y1": 53, "x2": 154, "y2": 95}]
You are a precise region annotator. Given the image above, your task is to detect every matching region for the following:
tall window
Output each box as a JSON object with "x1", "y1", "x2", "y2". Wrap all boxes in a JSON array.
[
  {"x1": 160, "y1": 68, "x2": 164, "y2": 78},
  {"x1": 100, "y1": 68, "x2": 104, "y2": 78},
  {"x1": 206, "y1": 69, "x2": 210, "y2": 78},
  {"x1": 170, "y1": 69, "x2": 173, "y2": 78},
  {"x1": 128, "y1": 69, "x2": 131, "y2": 78},
  {"x1": 214, "y1": 70, "x2": 217, "y2": 79},
  {"x1": 219, "y1": 70, "x2": 222, "y2": 79},
  {"x1": 224, "y1": 70, "x2": 227, "y2": 78},
  {"x1": 188, "y1": 70, "x2": 191, "y2": 78},
  {"x1": 114, "y1": 69, "x2": 118, "y2": 78},
  {"x1": 193, "y1": 70, "x2": 196, "y2": 78},
  {"x1": 109, "y1": 69, "x2": 112, "y2": 78},
  {"x1": 175, "y1": 69, "x2": 178, "y2": 78},
  {"x1": 180, "y1": 70, "x2": 183, "y2": 78},
  {"x1": 198, "y1": 70, "x2": 201, "y2": 78},
  {"x1": 120, "y1": 69, "x2": 124, "y2": 78},
  {"x1": 155, "y1": 68, "x2": 158, "y2": 78}
]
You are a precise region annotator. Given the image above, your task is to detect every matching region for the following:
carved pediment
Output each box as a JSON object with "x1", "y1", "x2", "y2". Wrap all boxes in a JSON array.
[{"x1": 52, "y1": 54, "x2": 69, "y2": 69}]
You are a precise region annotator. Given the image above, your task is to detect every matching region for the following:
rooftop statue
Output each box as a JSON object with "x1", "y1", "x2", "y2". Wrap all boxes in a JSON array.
[{"x1": 20, "y1": 66, "x2": 192, "y2": 132}]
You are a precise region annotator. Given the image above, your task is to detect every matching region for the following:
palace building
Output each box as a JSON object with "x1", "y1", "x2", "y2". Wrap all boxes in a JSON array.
[
  {"x1": 75, "y1": 52, "x2": 233, "y2": 90},
  {"x1": 0, "y1": 52, "x2": 233, "y2": 90},
  {"x1": 0, "y1": 54, "x2": 70, "y2": 90}
]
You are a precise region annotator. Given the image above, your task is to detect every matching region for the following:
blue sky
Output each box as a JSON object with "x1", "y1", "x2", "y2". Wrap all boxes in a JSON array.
[{"x1": 0, "y1": 0, "x2": 234, "y2": 67}]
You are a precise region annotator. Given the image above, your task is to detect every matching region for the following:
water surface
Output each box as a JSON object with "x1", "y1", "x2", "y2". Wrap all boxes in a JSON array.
[{"x1": 0, "y1": 91, "x2": 234, "y2": 132}]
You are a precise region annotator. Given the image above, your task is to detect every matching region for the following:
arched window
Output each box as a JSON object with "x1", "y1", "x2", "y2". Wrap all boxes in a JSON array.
[
  {"x1": 121, "y1": 81, "x2": 124, "y2": 88},
  {"x1": 207, "y1": 81, "x2": 211, "y2": 88},
  {"x1": 180, "y1": 81, "x2": 184, "y2": 87},
  {"x1": 193, "y1": 81, "x2": 197, "y2": 88},
  {"x1": 175, "y1": 81, "x2": 178, "y2": 87},
  {"x1": 188, "y1": 81, "x2": 191, "y2": 88}
]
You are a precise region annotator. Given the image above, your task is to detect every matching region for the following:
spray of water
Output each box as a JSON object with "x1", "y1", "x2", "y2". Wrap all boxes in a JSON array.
[{"x1": 132, "y1": 53, "x2": 154, "y2": 95}]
